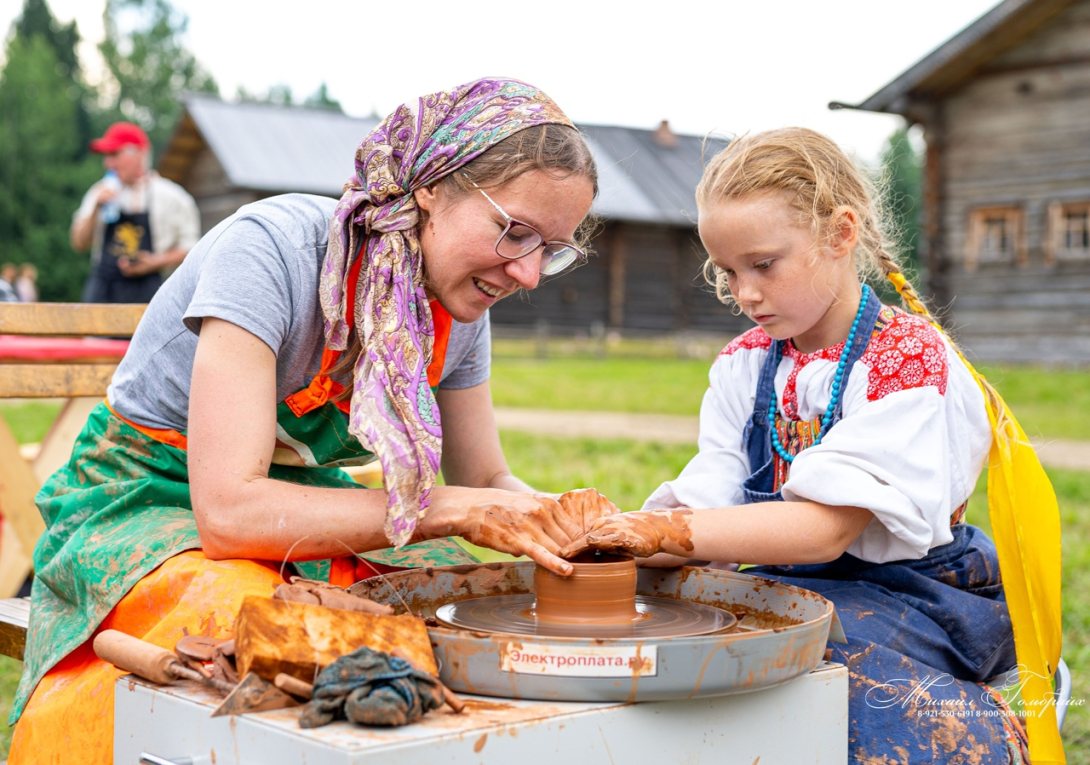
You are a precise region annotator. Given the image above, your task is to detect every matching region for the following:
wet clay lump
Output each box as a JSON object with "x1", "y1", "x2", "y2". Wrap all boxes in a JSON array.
[{"x1": 532, "y1": 553, "x2": 639, "y2": 625}]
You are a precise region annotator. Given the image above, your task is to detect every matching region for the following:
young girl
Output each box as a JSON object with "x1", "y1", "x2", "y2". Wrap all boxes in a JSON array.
[{"x1": 564, "y1": 128, "x2": 1033, "y2": 763}]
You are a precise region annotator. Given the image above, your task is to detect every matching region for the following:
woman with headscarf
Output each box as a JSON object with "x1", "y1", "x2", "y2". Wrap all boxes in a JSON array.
[{"x1": 8, "y1": 78, "x2": 607, "y2": 763}]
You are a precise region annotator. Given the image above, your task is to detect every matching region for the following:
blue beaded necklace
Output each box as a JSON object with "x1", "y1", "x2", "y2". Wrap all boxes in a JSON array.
[{"x1": 767, "y1": 287, "x2": 870, "y2": 464}]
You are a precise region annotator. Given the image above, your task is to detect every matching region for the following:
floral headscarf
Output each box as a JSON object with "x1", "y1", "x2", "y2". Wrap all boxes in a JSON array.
[{"x1": 319, "y1": 78, "x2": 574, "y2": 548}]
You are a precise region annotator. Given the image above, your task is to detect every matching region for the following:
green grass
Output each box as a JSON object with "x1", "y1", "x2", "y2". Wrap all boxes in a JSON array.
[
  {"x1": 977, "y1": 365, "x2": 1090, "y2": 441},
  {"x1": 491, "y1": 356, "x2": 713, "y2": 416},
  {"x1": 490, "y1": 342, "x2": 1090, "y2": 441},
  {"x1": 0, "y1": 400, "x2": 63, "y2": 444},
  {"x1": 3, "y1": 361, "x2": 1088, "y2": 440},
  {"x1": 0, "y1": 655, "x2": 16, "y2": 756},
  {"x1": 500, "y1": 430, "x2": 697, "y2": 510}
]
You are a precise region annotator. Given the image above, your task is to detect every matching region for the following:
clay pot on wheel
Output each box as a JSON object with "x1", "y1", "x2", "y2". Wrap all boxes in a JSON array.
[{"x1": 533, "y1": 552, "x2": 638, "y2": 625}]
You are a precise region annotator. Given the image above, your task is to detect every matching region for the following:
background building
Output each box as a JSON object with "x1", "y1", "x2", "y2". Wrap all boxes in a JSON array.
[{"x1": 844, "y1": 0, "x2": 1090, "y2": 364}]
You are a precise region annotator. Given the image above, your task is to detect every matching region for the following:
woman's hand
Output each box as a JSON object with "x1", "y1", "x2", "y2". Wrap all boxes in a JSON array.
[
  {"x1": 424, "y1": 487, "x2": 620, "y2": 575},
  {"x1": 425, "y1": 487, "x2": 570, "y2": 574},
  {"x1": 558, "y1": 509, "x2": 696, "y2": 559},
  {"x1": 462, "y1": 492, "x2": 572, "y2": 573}
]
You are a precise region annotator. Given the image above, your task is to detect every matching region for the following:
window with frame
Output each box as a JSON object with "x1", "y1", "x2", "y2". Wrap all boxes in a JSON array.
[
  {"x1": 965, "y1": 206, "x2": 1025, "y2": 270},
  {"x1": 1047, "y1": 201, "x2": 1090, "y2": 263}
]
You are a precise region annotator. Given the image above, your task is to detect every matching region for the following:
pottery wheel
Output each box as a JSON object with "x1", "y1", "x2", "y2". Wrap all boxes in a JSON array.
[{"x1": 436, "y1": 594, "x2": 737, "y2": 638}]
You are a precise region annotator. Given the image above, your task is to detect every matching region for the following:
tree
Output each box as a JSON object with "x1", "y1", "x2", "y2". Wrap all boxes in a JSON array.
[
  {"x1": 879, "y1": 127, "x2": 923, "y2": 277},
  {"x1": 11, "y1": 0, "x2": 95, "y2": 149},
  {"x1": 235, "y1": 81, "x2": 343, "y2": 113},
  {"x1": 234, "y1": 84, "x2": 292, "y2": 105},
  {"x1": 99, "y1": 0, "x2": 218, "y2": 156},
  {"x1": 0, "y1": 35, "x2": 99, "y2": 300},
  {"x1": 304, "y1": 82, "x2": 342, "y2": 113},
  {"x1": 12, "y1": 0, "x2": 80, "y2": 82}
]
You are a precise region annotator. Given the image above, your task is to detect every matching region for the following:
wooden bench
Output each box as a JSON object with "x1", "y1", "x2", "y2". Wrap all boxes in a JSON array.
[{"x1": 0, "y1": 302, "x2": 145, "y2": 660}]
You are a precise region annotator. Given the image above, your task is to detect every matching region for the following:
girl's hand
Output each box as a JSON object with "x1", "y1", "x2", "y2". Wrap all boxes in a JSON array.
[
  {"x1": 558, "y1": 509, "x2": 696, "y2": 559},
  {"x1": 554, "y1": 488, "x2": 620, "y2": 538},
  {"x1": 426, "y1": 487, "x2": 620, "y2": 576}
]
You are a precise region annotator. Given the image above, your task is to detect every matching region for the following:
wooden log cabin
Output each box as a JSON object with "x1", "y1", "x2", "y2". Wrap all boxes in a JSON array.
[
  {"x1": 839, "y1": 0, "x2": 1090, "y2": 364},
  {"x1": 158, "y1": 96, "x2": 745, "y2": 339}
]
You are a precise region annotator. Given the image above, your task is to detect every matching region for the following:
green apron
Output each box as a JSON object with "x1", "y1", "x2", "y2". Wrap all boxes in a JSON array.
[{"x1": 12, "y1": 315, "x2": 488, "y2": 721}]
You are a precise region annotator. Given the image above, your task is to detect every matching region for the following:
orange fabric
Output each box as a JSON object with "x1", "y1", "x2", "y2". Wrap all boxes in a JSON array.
[
  {"x1": 329, "y1": 555, "x2": 407, "y2": 587},
  {"x1": 283, "y1": 348, "x2": 351, "y2": 416},
  {"x1": 344, "y1": 241, "x2": 451, "y2": 388},
  {"x1": 286, "y1": 253, "x2": 453, "y2": 416},
  {"x1": 8, "y1": 551, "x2": 284, "y2": 765},
  {"x1": 427, "y1": 301, "x2": 452, "y2": 388},
  {"x1": 328, "y1": 555, "x2": 358, "y2": 588},
  {"x1": 104, "y1": 399, "x2": 189, "y2": 451}
]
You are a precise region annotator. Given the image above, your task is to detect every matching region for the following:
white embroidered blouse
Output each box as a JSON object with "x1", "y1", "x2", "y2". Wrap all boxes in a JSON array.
[{"x1": 643, "y1": 306, "x2": 992, "y2": 563}]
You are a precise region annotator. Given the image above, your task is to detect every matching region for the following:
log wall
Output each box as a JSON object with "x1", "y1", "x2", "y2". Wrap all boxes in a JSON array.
[{"x1": 933, "y1": 0, "x2": 1090, "y2": 363}]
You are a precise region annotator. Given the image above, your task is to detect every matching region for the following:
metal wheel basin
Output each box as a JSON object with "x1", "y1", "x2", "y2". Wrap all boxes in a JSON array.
[{"x1": 351, "y1": 563, "x2": 836, "y2": 703}]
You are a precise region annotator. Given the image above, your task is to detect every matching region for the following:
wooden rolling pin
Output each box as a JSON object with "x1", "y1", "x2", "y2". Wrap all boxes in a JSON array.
[
  {"x1": 93, "y1": 629, "x2": 235, "y2": 694},
  {"x1": 274, "y1": 672, "x2": 314, "y2": 698}
]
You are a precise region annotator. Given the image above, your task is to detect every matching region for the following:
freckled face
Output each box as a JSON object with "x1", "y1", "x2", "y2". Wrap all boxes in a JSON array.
[
  {"x1": 698, "y1": 191, "x2": 855, "y2": 353},
  {"x1": 414, "y1": 170, "x2": 595, "y2": 324}
]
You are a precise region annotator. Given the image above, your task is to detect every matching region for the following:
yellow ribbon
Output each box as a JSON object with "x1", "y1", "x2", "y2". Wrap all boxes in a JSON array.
[
  {"x1": 963, "y1": 356, "x2": 1065, "y2": 763},
  {"x1": 889, "y1": 272, "x2": 1065, "y2": 762}
]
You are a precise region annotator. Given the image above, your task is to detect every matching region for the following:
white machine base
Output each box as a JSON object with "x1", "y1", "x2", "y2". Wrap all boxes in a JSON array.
[{"x1": 115, "y1": 662, "x2": 848, "y2": 764}]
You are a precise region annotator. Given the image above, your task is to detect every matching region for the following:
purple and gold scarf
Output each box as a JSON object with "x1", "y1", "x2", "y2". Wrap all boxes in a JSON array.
[{"x1": 319, "y1": 78, "x2": 573, "y2": 548}]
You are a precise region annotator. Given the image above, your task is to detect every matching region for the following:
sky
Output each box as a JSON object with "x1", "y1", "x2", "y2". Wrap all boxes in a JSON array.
[{"x1": 0, "y1": 0, "x2": 1001, "y2": 163}]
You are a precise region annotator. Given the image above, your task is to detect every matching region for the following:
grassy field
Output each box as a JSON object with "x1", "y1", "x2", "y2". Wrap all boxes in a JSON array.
[
  {"x1": 1, "y1": 352, "x2": 1087, "y2": 759},
  {"x1": 491, "y1": 337, "x2": 1090, "y2": 440}
]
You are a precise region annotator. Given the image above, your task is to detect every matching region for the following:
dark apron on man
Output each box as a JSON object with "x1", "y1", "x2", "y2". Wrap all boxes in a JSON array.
[
  {"x1": 83, "y1": 207, "x2": 162, "y2": 304},
  {"x1": 740, "y1": 291, "x2": 1027, "y2": 762}
]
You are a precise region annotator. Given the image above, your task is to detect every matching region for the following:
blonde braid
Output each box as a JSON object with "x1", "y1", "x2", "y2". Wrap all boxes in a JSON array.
[{"x1": 886, "y1": 269, "x2": 931, "y2": 320}]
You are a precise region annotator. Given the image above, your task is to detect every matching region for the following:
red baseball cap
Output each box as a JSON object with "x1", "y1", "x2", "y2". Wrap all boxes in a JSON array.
[{"x1": 89, "y1": 122, "x2": 150, "y2": 154}]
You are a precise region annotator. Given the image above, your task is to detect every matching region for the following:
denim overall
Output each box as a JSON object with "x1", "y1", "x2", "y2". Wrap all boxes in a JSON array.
[{"x1": 741, "y1": 291, "x2": 1026, "y2": 763}]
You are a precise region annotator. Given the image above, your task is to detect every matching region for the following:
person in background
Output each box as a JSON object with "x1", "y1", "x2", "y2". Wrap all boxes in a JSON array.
[
  {"x1": 565, "y1": 127, "x2": 1038, "y2": 763},
  {"x1": 14, "y1": 263, "x2": 38, "y2": 302},
  {"x1": 0, "y1": 262, "x2": 18, "y2": 302},
  {"x1": 70, "y1": 121, "x2": 200, "y2": 303}
]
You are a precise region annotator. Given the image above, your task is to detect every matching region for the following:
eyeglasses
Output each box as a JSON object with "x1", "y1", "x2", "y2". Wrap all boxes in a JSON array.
[{"x1": 472, "y1": 182, "x2": 587, "y2": 277}]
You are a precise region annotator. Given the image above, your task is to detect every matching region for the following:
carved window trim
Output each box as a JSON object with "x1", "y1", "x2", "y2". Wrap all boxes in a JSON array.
[
  {"x1": 1046, "y1": 201, "x2": 1090, "y2": 264},
  {"x1": 965, "y1": 206, "x2": 1025, "y2": 271}
]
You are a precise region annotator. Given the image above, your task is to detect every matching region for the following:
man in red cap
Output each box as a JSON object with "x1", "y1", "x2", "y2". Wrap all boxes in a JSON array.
[{"x1": 71, "y1": 121, "x2": 200, "y2": 302}]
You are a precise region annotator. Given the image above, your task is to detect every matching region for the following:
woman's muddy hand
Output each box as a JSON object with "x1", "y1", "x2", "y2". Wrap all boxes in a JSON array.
[
  {"x1": 457, "y1": 491, "x2": 576, "y2": 575},
  {"x1": 558, "y1": 509, "x2": 695, "y2": 559}
]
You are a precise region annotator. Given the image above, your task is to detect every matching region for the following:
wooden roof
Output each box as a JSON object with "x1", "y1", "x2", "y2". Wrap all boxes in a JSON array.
[
  {"x1": 839, "y1": 0, "x2": 1078, "y2": 118},
  {"x1": 159, "y1": 95, "x2": 379, "y2": 196},
  {"x1": 159, "y1": 95, "x2": 728, "y2": 227}
]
